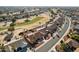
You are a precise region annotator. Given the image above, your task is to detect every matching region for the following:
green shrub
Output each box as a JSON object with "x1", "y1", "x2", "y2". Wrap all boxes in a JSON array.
[
  {"x1": 25, "y1": 19, "x2": 30, "y2": 22},
  {"x1": 8, "y1": 26, "x2": 15, "y2": 31},
  {"x1": 10, "y1": 23, "x2": 15, "y2": 27}
]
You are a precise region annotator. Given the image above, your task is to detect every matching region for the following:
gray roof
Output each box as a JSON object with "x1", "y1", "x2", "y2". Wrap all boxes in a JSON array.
[
  {"x1": 74, "y1": 24, "x2": 79, "y2": 30},
  {"x1": 68, "y1": 40, "x2": 79, "y2": 48}
]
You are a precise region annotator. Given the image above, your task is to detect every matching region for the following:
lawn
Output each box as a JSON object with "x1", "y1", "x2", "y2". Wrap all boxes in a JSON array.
[
  {"x1": 15, "y1": 16, "x2": 44, "y2": 27},
  {"x1": 0, "y1": 26, "x2": 8, "y2": 31},
  {"x1": 0, "y1": 16, "x2": 44, "y2": 31},
  {"x1": 69, "y1": 33, "x2": 79, "y2": 42}
]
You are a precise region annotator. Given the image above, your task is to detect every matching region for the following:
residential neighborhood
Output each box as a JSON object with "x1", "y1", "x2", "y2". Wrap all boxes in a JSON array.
[{"x1": 0, "y1": 7, "x2": 79, "y2": 52}]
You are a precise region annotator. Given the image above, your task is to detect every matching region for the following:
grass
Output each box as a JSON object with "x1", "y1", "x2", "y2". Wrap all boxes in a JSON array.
[
  {"x1": 15, "y1": 16, "x2": 43, "y2": 27},
  {"x1": 0, "y1": 26, "x2": 8, "y2": 31},
  {"x1": 0, "y1": 16, "x2": 44, "y2": 31},
  {"x1": 69, "y1": 33, "x2": 79, "y2": 42}
]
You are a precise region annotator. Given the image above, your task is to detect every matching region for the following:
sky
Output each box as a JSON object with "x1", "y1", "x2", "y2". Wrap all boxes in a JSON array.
[{"x1": 0, "y1": 0, "x2": 79, "y2": 6}]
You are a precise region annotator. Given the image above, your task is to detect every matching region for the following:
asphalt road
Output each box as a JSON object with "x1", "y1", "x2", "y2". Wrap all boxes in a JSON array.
[{"x1": 35, "y1": 16, "x2": 70, "y2": 52}]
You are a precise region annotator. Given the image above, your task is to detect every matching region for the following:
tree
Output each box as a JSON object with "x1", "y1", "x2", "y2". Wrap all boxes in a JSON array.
[
  {"x1": 71, "y1": 33, "x2": 79, "y2": 42},
  {"x1": 57, "y1": 9, "x2": 62, "y2": 13},
  {"x1": 25, "y1": 19, "x2": 30, "y2": 22},
  {"x1": 12, "y1": 18, "x2": 16, "y2": 23},
  {"x1": 60, "y1": 40, "x2": 72, "y2": 52},
  {"x1": 0, "y1": 11, "x2": 3, "y2": 14},
  {"x1": 9, "y1": 11, "x2": 13, "y2": 15},
  {"x1": 26, "y1": 13, "x2": 30, "y2": 20},
  {"x1": 35, "y1": 13, "x2": 38, "y2": 16},
  {"x1": 20, "y1": 9, "x2": 25, "y2": 14},
  {"x1": 74, "y1": 22, "x2": 77, "y2": 26},
  {"x1": 8, "y1": 26, "x2": 15, "y2": 31},
  {"x1": 6, "y1": 12, "x2": 9, "y2": 16},
  {"x1": 8, "y1": 17, "x2": 15, "y2": 32},
  {"x1": 39, "y1": 22, "x2": 41, "y2": 25},
  {"x1": 0, "y1": 44, "x2": 6, "y2": 52},
  {"x1": 10, "y1": 23, "x2": 15, "y2": 27},
  {"x1": 48, "y1": 8, "x2": 56, "y2": 15},
  {"x1": 60, "y1": 40, "x2": 66, "y2": 49}
]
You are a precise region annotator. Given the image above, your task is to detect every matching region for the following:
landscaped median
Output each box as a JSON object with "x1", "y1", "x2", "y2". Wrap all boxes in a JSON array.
[{"x1": 0, "y1": 16, "x2": 44, "y2": 31}]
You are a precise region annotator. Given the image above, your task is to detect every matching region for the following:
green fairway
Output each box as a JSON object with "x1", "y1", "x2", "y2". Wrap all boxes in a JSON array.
[{"x1": 0, "y1": 16, "x2": 44, "y2": 31}]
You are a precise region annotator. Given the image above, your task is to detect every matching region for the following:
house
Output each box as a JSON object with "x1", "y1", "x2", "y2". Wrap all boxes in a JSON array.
[{"x1": 68, "y1": 40, "x2": 79, "y2": 48}]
